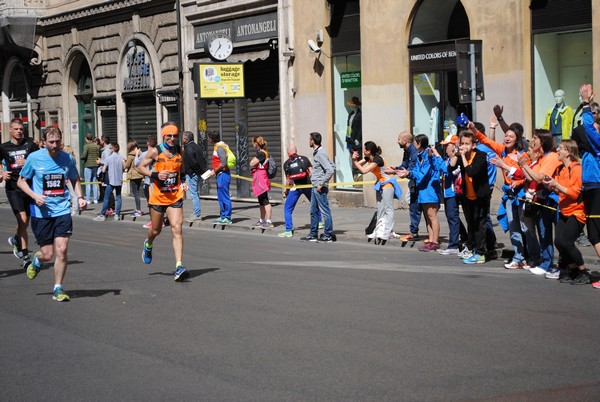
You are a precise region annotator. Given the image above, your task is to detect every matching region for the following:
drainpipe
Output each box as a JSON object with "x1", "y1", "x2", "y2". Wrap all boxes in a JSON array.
[
  {"x1": 278, "y1": 0, "x2": 295, "y2": 159},
  {"x1": 176, "y1": 0, "x2": 184, "y2": 130}
]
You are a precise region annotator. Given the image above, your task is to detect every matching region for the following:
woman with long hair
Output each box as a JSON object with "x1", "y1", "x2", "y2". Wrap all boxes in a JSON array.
[
  {"x1": 476, "y1": 123, "x2": 528, "y2": 268},
  {"x1": 125, "y1": 140, "x2": 144, "y2": 217},
  {"x1": 542, "y1": 140, "x2": 590, "y2": 284},
  {"x1": 515, "y1": 129, "x2": 561, "y2": 275},
  {"x1": 249, "y1": 135, "x2": 272, "y2": 229},
  {"x1": 352, "y1": 141, "x2": 398, "y2": 241}
]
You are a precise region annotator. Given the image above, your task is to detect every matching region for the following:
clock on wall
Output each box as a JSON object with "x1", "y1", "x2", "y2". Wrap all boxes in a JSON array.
[{"x1": 205, "y1": 33, "x2": 233, "y2": 61}]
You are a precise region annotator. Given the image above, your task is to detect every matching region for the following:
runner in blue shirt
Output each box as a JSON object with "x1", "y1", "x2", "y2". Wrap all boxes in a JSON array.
[{"x1": 18, "y1": 126, "x2": 87, "y2": 302}]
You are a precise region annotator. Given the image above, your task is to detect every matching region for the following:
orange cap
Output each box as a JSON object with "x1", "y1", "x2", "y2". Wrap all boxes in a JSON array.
[{"x1": 440, "y1": 135, "x2": 459, "y2": 145}]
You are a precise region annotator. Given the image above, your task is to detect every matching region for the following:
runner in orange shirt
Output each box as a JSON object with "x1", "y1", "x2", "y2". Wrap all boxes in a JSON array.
[{"x1": 137, "y1": 122, "x2": 190, "y2": 282}]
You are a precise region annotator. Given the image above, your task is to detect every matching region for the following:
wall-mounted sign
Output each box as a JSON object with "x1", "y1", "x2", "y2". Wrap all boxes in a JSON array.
[
  {"x1": 194, "y1": 12, "x2": 277, "y2": 49},
  {"x1": 121, "y1": 46, "x2": 154, "y2": 92},
  {"x1": 197, "y1": 63, "x2": 245, "y2": 99},
  {"x1": 340, "y1": 71, "x2": 361, "y2": 88}
]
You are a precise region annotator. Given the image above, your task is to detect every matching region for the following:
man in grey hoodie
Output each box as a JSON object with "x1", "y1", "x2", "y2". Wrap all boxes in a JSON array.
[{"x1": 301, "y1": 132, "x2": 335, "y2": 242}]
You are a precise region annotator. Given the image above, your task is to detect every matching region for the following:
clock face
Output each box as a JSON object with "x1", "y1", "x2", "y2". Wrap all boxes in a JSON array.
[{"x1": 206, "y1": 34, "x2": 233, "y2": 61}]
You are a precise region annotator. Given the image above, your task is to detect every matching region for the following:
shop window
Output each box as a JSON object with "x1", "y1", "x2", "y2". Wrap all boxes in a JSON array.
[
  {"x1": 332, "y1": 54, "x2": 361, "y2": 189},
  {"x1": 533, "y1": 30, "x2": 592, "y2": 132}
]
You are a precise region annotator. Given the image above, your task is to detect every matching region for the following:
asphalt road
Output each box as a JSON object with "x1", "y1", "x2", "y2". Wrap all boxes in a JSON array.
[{"x1": 1, "y1": 210, "x2": 600, "y2": 401}]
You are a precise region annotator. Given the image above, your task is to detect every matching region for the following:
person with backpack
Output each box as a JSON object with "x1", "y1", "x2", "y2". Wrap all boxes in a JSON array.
[
  {"x1": 301, "y1": 132, "x2": 335, "y2": 243},
  {"x1": 250, "y1": 136, "x2": 273, "y2": 229},
  {"x1": 278, "y1": 144, "x2": 322, "y2": 238},
  {"x1": 206, "y1": 130, "x2": 233, "y2": 224}
]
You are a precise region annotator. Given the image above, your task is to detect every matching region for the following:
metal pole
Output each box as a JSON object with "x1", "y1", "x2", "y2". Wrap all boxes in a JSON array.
[
  {"x1": 470, "y1": 43, "x2": 477, "y2": 122},
  {"x1": 218, "y1": 100, "x2": 223, "y2": 136}
]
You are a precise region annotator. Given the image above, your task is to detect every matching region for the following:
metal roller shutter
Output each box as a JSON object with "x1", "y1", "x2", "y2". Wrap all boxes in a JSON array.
[
  {"x1": 101, "y1": 110, "x2": 117, "y2": 139},
  {"x1": 247, "y1": 96, "x2": 282, "y2": 196},
  {"x1": 125, "y1": 95, "x2": 157, "y2": 147}
]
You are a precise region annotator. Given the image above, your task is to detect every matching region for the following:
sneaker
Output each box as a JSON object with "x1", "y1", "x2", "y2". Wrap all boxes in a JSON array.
[
  {"x1": 186, "y1": 214, "x2": 201, "y2": 222},
  {"x1": 93, "y1": 214, "x2": 106, "y2": 222},
  {"x1": 318, "y1": 234, "x2": 333, "y2": 243},
  {"x1": 458, "y1": 248, "x2": 473, "y2": 259},
  {"x1": 571, "y1": 270, "x2": 591, "y2": 285},
  {"x1": 545, "y1": 268, "x2": 560, "y2": 279},
  {"x1": 529, "y1": 267, "x2": 548, "y2": 276},
  {"x1": 142, "y1": 239, "x2": 152, "y2": 264},
  {"x1": 106, "y1": 208, "x2": 114, "y2": 216},
  {"x1": 131, "y1": 210, "x2": 143, "y2": 218},
  {"x1": 522, "y1": 261, "x2": 532, "y2": 270},
  {"x1": 52, "y1": 287, "x2": 70, "y2": 302},
  {"x1": 93, "y1": 199, "x2": 98, "y2": 204},
  {"x1": 8, "y1": 235, "x2": 23, "y2": 259},
  {"x1": 174, "y1": 266, "x2": 190, "y2": 282},
  {"x1": 318, "y1": 222, "x2": 325, "y2": 229},
  {"x1": 278, "y1": 231, "x2": 293, "y2": 238},
  {"x1": 143, "y1": 221, "x2": 152, "y2": 228},
  {"x1": 576, "y1": 233, "x2": 592, "y2": 247},
  {"x1": 112, "y1": 214, "x2": 120, "y2": 221},
  {"x1": 437, "y1": 247, "x2": 460, "y2": 255},
  {"x1": 592, "y1": 281, "x2": 600, "y2": 289},
  {"x1": 261, "y1": 221, "x2": 274, "y2": 229},
  {"x1": 418, "y1": 242, "x2": 439, "y2": 252},
  {"x1": 463, "y1": 254, "x2": 486, "y2": 264},
  {"x1": 220, "y1": 218, "x2": 232, "y2": 225},
  {"x1": 253, "y1": 220, "x2": 264, "y2": 227},
  {"x1": 504, "y1": 261, "x2": 523, "y2": 270},
  {"x1": 400, "y1": 233, "x2": 420, "y2": 242},
  {"x1": 300, "y1": 235, "x2": 318, "y2": 242},
  {"x1": 25, "y1": 252, "x2": 42, "y2": 280}
]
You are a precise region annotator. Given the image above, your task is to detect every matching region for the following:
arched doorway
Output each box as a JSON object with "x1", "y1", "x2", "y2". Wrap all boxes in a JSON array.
[
  {"x1": 408, "y1": 0, "x2": 474, "y2": 144},
  {"x1": 73, "y1": 61, "x2": 95, "y2": 171}
]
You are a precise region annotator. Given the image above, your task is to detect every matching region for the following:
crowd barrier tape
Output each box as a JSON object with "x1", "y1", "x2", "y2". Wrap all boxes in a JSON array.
[
  {"x1": 494, "y1": 185, "x2": 600, "y2": 219},
  {"x1": 231, "y1": 174, "x2": 408, "y2": 190}
]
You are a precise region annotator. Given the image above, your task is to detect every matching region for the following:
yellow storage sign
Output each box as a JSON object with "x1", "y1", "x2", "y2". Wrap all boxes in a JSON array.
[{"x1": 198, "y1": 63, "x2": 245, "y2": 99}]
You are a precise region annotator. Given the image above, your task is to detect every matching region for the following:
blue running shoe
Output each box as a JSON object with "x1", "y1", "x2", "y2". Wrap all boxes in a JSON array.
[
  {"x1": 142, "y1": 239, "x2": 152, "y2": 264},
  {"x1": 174, "y1": 266, "x2": 189, "y2": 282},
  {"x1": 52, "y1": 287, "x2": 70, "y2": 302}
]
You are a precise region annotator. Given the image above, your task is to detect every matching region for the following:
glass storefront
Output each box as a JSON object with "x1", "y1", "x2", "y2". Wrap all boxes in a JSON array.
[
  {"x1": 332, "y1": 54, "x2": 361, "y2": 189},
  {"x1": 533, "y1": 30, "x2": 592, "y2": 131}
]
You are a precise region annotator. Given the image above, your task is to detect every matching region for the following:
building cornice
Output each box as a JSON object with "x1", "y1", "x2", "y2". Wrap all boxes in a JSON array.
[{"x1": 39, "y1": 0, "x2": 167, "y2": 27}]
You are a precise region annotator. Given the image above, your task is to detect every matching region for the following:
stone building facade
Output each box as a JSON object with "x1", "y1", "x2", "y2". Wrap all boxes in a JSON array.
[{"x1": 1, "y1": 0, "x2": 598, "y2": 206}]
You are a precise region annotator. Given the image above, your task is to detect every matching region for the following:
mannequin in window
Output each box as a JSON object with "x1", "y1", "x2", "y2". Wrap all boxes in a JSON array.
[
  {"x1": 543, "y1": 89, "x2": 574, "y2": 147},
  {"x1": 346, "y1": 96, "x2": 362, "y2": 182}
]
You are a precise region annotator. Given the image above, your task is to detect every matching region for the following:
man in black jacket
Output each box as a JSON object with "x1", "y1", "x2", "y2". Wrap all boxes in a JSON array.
[
  {"x1": 450, "y1": 129, "x2": 491, "y2": 264},
  {"x1": 182, "y1": 131, "x2": 206, "y2": 222}
]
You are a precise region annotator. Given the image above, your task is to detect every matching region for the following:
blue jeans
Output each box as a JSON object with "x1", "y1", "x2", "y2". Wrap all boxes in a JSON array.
[
  {"x1": 186, "y1": 174, "x2": 201, "y2": 217},
  {"x1": 101, "y1": 184, "x2": 122, "y2": 216},
  {"x1": 216, "y1": 171, "x2": 231, "y2": 219},
  {"x1": 284, "y1": 187, "x2": 321, "y2": 231},
  {"x1": 505, "y1": 197, "x2": 525, "y2": 263},
  {"x1": 444, "y1": 196, "x2": 462, "y2": 249},
  {"x1": 310, "y1": 187, "x2": 332, "y2": 237},
  {"x1": 408, "y1": 188, "x2": 422, "y2": 235},
  {"x1": 84, "y1": 167, "x2": 99, "y2": 202},
  {"x1": 537, "y1": 206, "x2": 556, "y2": 270}
]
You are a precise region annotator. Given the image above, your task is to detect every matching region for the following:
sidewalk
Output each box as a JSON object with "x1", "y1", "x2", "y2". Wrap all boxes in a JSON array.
[{"x1": 3, "y1": 190, "x2": 598, "y2": 268}]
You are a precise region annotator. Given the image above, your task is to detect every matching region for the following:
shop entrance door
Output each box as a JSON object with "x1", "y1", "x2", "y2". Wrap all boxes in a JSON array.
[{"x1": 411, "y1": 70, "x2": 471, "y2": 144}]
